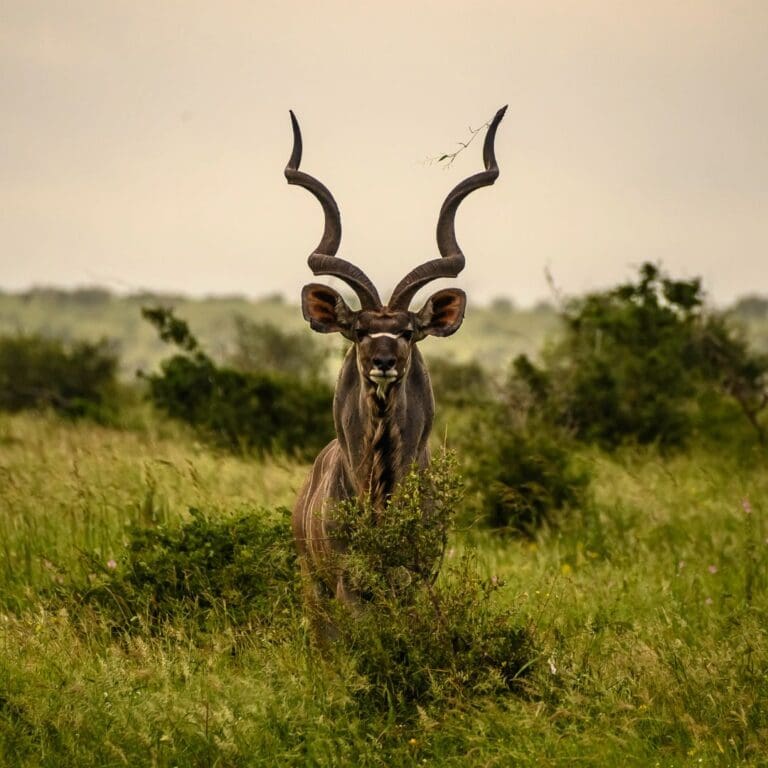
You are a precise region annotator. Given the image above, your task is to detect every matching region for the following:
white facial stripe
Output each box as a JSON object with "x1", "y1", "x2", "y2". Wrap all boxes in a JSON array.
[{"x1": 368, "y1": 332, "x2": 400, "y2": 339}]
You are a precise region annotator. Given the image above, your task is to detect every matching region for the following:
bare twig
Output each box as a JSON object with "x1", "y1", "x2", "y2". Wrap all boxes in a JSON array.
[
  {"x1": 426, "y1": 116, "x2": 493, "y2": 169},
  {"x1": 544, "y1": 265, "x2": 567, "y2": 311}
]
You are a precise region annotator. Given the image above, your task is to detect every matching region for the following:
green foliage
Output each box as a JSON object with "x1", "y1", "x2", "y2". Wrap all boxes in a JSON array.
[
  {"x1": 426, "y1": 356, "x2": 493, "y2": 407},
  {"x1": 428, "y1": 355, "x2": 591, "y2": 537},
  {"x1": 144, "y1": 353, "x2": 334, "y2": 457},
  {"x1": 512, "y1": 263, "x2": 768, "y2": 449},
  {"x1": 339, "y1": 554, "x2": 535, "y2": 708},
  {"x1": 67, "y1": 507, "x2": 297, "y2": 631},
  {"x1": 141, "y1": 307, "x2": 334, "y2": 457},
  {"x1": 732, "y1": 294, "x2": 768, "y2": 320},
  {"x1": 229, "y1": 314, "x2": 327, "y2": 380},
  {"x1": 476, "y1": 420, "x2": 590, "y2": 533},
  {"x1": 0, "y1": 333, "x2": 118, "y2": 420},
  {"x1": 696, "y1": 313, "x2": 768, "y2": 443},
  {"x1": 335, "y1": 451, "x2": 463, "y2": 594},
  {"x1": 453, "y1": 402, "x2": 590, "y2": 534},
  {"x1": 140, "y1": 306, "x2": 199, "y2": 351},
  {"x1": 330, "y1": 454, "x2": 536, "y2": 707}
]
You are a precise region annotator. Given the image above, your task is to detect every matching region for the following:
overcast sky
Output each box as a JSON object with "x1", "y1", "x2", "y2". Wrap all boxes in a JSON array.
[{"x1": 1, "y1": 1, "x2": 766, "y2": 307}]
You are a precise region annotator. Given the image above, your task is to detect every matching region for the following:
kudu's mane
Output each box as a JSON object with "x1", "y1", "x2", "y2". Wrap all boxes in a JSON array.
[{"x1": 362, "y1": 384, "x2": 404, "y2": 513}]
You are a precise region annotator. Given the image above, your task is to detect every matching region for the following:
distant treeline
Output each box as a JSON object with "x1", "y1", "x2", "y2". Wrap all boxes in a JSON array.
[
  {"x1": 5, "y1": 283, "x2": 768, "y2": 314},
  {"x1": 2, "y1": 285, "x2": 766, "y2": 378},
  {"x1": 0, "y1": 285, "x2": 563, "y2": 375},
  {"x1": 1, "y1": 285, "x2": 288, "y2": 306}
]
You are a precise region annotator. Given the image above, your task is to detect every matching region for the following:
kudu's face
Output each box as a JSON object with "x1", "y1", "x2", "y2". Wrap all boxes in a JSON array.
[{"x1": 302, "y1": 283, "x2": 466, "y2": 395}]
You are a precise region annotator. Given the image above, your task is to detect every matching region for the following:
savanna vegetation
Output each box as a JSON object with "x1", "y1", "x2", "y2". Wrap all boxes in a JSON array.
[
  {"x1": 139, "y1": 307, "x2": 334, "y2": 458},
  {"x1": 0, "y1": 286, "x2": 561, "y2": 376},
  {"x1": 1, "y1": 267, "x2": 767, "y2": 766}
]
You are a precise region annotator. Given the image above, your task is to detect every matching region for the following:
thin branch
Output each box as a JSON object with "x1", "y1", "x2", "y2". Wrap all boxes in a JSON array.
[
  {"x1": 544, "y1": 265, "x2": 567, "y2": 311},
  {"x1": 426, "y1": 116, "x2": 492, "y2": 169}
]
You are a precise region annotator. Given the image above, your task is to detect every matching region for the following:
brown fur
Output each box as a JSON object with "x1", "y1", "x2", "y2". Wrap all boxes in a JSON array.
[{"x1": 292, "y1": 345, "x2": 433, "y2": 608}]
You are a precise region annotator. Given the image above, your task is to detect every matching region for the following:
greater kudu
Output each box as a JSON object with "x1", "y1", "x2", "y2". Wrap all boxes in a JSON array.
[{"x1": 287, "y1": 106, "x2": 506, "y2": 609}]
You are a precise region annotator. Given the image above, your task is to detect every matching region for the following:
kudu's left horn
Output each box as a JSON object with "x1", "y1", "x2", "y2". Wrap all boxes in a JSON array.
[
  {"x1": 388, "y1": 105, "x2": 507, "y2": 310},
  {"x1": 285, "y1": 111, "x2": 382, "y2": 310}
]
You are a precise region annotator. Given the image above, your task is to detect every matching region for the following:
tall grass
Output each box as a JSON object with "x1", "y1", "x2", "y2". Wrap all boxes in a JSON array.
[
  {"x1": 1, "y1": 412, "x2": 767, "y2": 766},
  {"x1": 0, "y1": 412, "x2": 302, "y2": 609}
]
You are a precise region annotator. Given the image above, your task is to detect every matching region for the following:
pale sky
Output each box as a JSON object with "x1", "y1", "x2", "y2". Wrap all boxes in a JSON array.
[{"x1": 1, "y1": 1, "x2": 766, "y2": 307}]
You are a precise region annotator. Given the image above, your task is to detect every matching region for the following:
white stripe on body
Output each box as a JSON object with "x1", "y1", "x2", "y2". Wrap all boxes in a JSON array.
[{"x1": 304, "y1": 442, "x2": 339, "y2": 567}]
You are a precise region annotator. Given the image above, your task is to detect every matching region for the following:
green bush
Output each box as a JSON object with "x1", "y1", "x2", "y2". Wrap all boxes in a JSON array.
[
  {"x1": 0, "y1": 333, "x2": 118, "y2": 420},
  {"x1": 228, "y1": 315, "x2": 327, "y2": 380},
  {"x1": 476, "y1": 423, "x2": 590, "y2": 533},
  {"x1": 334, "y1": 450, "x2": 463, "y2": 595},
  {"x1": 426, "y1": 357, "x2": 494, "y2": 407},
  {"x1": 453, "y1": 402, "x2": 590, "y2": 534},
  {"x1": 141, "y1": 307, "x2": 334, "y2": 458},
  {"x1": 339, "y1": 553, "x2": 534, "y2": 708},
  {"x1": 696, "y1": 313, "x2": 768, "y2": 444},
  {"x1": 512, "y1": 263, "x2": 768, "y2": 449},
  {"x1": 329, "y1": 453, "x2": 536, "y2": 707},
  {"x1": 66, "y1": 506, "x2": 297, "y2": 631}
]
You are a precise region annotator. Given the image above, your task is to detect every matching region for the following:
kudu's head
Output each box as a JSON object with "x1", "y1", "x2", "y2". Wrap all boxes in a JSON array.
[{"x1": 285, "y1": 107, "x2": 506, "y2": 396}]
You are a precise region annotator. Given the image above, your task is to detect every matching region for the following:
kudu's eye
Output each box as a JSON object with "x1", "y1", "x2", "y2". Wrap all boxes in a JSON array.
[
  {"x1": 400, "y1": 330, "x2": 413, "y2": 342},
  {"x1": 355, "y1": 329, "x2": 368, "y2": 341}
]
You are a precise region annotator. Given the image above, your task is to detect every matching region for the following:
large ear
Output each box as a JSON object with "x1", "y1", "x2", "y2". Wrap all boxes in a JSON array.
[
  {"x1": 415, "y1": 288, "x2": 466, "y2": 338},
  {"x1": 301, "y1": 283, "x2": 355, "y2": 336}
]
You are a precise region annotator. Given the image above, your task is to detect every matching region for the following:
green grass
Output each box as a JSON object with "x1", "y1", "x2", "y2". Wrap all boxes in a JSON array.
[
  {"x1": 0, "y1": 411, "x2": 303, "y2": 608},
  {"x1": 1, "y1": 412, "x2": 767, "y2": 766}
]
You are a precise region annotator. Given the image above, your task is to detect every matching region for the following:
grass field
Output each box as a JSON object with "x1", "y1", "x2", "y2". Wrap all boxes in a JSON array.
[{"x1": 1, "y1": 410, "x2": 766, "y2": 766}]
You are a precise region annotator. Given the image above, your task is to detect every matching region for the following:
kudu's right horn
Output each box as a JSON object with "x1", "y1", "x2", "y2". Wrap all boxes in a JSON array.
[{"x1": 388, "y1": 105, "x2": 507, "y2": 310}]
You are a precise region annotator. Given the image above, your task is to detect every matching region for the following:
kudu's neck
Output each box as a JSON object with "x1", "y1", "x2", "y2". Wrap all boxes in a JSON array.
[{"x1": 333, "y1": 346, "x2": 434, "y2": 508}]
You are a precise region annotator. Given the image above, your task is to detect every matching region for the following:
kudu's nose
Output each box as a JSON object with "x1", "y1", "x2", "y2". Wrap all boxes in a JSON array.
[{"x1": 372, "y1": 355, "x2": 396, "y2": 371}]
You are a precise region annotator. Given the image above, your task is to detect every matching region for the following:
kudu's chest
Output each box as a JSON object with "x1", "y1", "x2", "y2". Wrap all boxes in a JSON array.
[{"x1": 334, "y1": 352, "x2": 433, "y2": 505}]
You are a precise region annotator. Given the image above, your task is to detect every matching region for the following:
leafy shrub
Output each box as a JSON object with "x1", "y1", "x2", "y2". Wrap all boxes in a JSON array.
[
  {"x1": 696, "y1": 313, "x2": 768, "y2": 444},
  {"x1": 228, "y1": 315, "x2": 327, "y2": 380},
  {"x1": 426, "y1": 357, "x2": 493, "y2": 407},
  {"x1": 68, "y1": 506, "x2": 297, "y2": 631},
  {"x1": 339, "y1": 553, "x2": 534, "y2": 707},
  {"x1": 475, "y1": 421, "x2": 590, "y2": 533},
  {"x1": 328, "y1": 453, "x2": 536, "y2": 707},
  {"x1": 512, "y1": 263, "x2": 768, "y2": 449},
  {"x1": 141, "y1": 307, "x2": 334, "y2": 458},
  {"x1": 731, "y1": 294, "x2": 768, "y2": 320},
  {"x1": 0, "y1": 333, "x2": 118, "y2": 420},
  {"x1": 145, "y1": 354, "x2": 334, "y2": 457},
  {"x1": 335, "y1": 450, "x2": 463, "y2": 595},
  {"x1": 453, "y1": 402, "x2": 590, "y2": 534}
]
